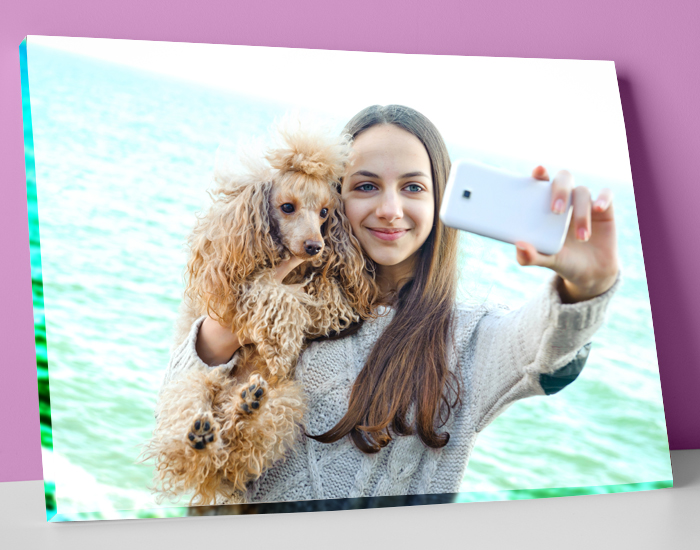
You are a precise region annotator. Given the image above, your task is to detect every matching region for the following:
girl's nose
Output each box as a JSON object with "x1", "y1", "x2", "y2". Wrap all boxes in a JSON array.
[{"x1": 376, "y1": 191, "x2": 403, "y2": 222}]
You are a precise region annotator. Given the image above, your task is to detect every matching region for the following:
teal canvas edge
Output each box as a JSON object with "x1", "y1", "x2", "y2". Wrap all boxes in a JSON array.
[
  {"x1": 455, "y1": 479, "x2": 673, "y2": 504},
  {"x1": 47, "y1": 479, "x2": 672, "y2": 522},
  {"x1": 50, "y1": 505, "x2": 191, "y2": 523},
  {"x1": 20, "y1": 37, "x2": 58, "y2": 523}
]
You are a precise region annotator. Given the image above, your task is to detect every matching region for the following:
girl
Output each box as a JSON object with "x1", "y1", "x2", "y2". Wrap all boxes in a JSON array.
[{"x1": 167, "y1": 104, "x2": 620, "y2": 509}]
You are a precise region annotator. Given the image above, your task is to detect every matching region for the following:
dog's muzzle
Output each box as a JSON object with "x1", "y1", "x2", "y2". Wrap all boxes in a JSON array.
[{"x1": 304, "y1": 240, "x2": 323, "y2": 256}]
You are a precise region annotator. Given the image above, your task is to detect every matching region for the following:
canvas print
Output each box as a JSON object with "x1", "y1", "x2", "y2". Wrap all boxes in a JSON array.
[{"x1": 19, "y1": 36, "x2": 672, "y2": 522}]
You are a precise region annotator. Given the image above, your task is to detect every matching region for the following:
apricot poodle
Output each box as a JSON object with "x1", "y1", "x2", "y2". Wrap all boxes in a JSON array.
[{"x1": 144, "y1": 119, "x2": 378, "y2": 506}]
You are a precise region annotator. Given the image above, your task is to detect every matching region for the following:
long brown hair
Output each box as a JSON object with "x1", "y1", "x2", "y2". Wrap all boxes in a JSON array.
[{"x1": 308, "y1": 105, "x2": 461, "y2": 453}]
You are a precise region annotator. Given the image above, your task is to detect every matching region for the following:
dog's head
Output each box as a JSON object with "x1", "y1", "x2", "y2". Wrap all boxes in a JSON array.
[
  {"x1": 185, "y1": 118, "x2": 378, "y2": 326},
  {"x1": 265, "y1": 121, "x2": 349, "y2": 262},
  {"x1": 267, "y1": 171, "x2": 336, "y2": 260}
]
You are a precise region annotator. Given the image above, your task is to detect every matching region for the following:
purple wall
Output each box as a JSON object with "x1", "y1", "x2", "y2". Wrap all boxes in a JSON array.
[{"x1": 1, "y1": 0, "x2": 698, "y2": 482}]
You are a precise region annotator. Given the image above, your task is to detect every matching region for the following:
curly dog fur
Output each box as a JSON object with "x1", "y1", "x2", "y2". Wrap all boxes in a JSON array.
[{"x1": 145, "y1": 118, "x2": 378, "y2": 505}]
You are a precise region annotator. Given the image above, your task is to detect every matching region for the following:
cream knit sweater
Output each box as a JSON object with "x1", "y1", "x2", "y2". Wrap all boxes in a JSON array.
[{"x1": 164, "y1": 273, "x2": 620, "y2": 504}]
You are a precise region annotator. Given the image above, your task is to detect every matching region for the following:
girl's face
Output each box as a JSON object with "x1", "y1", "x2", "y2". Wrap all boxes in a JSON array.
[{"x1": 341, "y1": 124, "x2": 434, "y2": 271}]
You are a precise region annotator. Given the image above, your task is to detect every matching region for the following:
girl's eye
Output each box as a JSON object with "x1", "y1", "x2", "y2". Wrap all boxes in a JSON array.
[
  {"x1": 406, "y1": 184, "x2": 423, "y2": 193},
  {"x1": 320, "y1": 208, "x2": 329, "y2": 218},
  {"x1": 356, "y1": 183, "x2": 376, "y2": 192},
  {"x1": 281, "y1": 203, "x2": 295, "y2": 214}
]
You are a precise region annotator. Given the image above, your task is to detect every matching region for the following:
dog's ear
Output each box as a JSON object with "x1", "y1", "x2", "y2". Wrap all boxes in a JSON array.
[
  {"x1": 185, "y1": 180, "x2": 278, "y2": 325},
  {"x1": 322, "y1": 199, "x2": 379, "y2": 320},
  {"x1": 303, "y1": 275, "x2": 358, "y2": 337}
]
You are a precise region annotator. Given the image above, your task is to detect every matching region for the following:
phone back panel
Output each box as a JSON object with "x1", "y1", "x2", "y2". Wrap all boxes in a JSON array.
[{"x1": 439, "y1": 159, "x2": 572, "y2": 255}]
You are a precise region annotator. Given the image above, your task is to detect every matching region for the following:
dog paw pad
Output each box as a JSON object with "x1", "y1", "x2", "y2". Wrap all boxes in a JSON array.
[
  {"x1": 237, "y1": 374, "x2": 268, "y2": 416},
  {"x1": 187, "y1": 412, "x2": 218, "y2": 450}
]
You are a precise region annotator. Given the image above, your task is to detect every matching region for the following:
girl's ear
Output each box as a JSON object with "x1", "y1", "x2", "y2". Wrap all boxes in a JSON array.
[
  {"x1": 185, "y1": 180, "x2": 279, "y2": 324},
  {"x1": 324, "y1": 200, "x2": 379, "y2": 319}
]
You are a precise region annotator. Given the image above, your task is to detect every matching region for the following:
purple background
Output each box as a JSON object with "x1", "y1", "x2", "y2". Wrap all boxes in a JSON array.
[{"x1": 1, "y1": 0, "x2": 698, "y2": 483}]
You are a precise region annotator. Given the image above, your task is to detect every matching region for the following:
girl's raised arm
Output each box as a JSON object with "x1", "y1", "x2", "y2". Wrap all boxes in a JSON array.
[{"x1": 462, "y1": 270, "x2": 621, "y2": 433}]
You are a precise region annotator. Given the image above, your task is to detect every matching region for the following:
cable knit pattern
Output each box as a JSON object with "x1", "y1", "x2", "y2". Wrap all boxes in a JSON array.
[{"x1": 163, "y1": 273, "x2": 620, "y2": 503}]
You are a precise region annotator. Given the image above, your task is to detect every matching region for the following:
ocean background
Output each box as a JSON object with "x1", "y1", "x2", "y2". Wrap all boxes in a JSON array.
[{"x1": 24, "y1": 43, "x2": 671, "y2": 519}]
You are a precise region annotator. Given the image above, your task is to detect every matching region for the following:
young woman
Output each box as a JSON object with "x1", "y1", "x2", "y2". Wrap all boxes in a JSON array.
[{"x1": 170, "y1": 104, "x2": 620, "y2": 509}]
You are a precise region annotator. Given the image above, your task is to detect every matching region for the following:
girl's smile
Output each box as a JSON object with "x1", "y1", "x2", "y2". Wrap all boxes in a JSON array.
[{"x1": 366, "y1": 227, "x2": 409, "y2": 241}]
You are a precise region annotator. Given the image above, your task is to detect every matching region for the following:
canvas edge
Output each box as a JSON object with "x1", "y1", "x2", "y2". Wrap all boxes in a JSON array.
[
  {"x1": 47, "y1": 480, "x2": 672, "y2": 522},
  {"x1": 20, "y1": 36, "x2": 58, "y2": 523}
]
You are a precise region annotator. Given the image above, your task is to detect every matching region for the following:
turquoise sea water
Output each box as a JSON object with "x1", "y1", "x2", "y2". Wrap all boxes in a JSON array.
[{"x1": 24, "y1": 43, "x2": 671, "y2": 518}]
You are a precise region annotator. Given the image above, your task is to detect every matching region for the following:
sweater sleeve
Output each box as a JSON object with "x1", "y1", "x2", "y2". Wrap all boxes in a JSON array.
[
  {"x1": 161, "y1": 315, "x2": 242, "y2": 390},
  {"x1": 464, "y1": 272, "x2": 621, "y2": 432}
]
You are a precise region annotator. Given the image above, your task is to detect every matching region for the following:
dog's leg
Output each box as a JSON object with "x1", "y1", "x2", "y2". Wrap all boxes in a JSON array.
[
  {"x1": 217, "y1": 376, "x2": 306, "y2": 498},
  {"x1": 146, "y1": 367, "x2": 231, "y2": 505}
]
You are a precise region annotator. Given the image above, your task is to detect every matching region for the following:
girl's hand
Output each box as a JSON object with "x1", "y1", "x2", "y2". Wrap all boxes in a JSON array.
[
  {"x1": 514, "y1": 166, "x2": 619, "y2": 303},
  {"x1": 273, "y1": 256, "x2": 306, "y2": 284}
]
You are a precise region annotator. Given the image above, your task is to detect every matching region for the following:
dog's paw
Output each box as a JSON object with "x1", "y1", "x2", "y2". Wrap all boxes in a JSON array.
[
  {"x1": 187, "y1": 412, "x2": 219, "y2": 450},
  {"x1": 237, "y1": 373, "x2": 268, "y2": 416}
]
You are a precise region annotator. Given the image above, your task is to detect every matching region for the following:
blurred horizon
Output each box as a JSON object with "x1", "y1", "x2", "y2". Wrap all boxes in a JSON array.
[{"x1": 29, "y1": 36, "x2": 634, "y2": 186}]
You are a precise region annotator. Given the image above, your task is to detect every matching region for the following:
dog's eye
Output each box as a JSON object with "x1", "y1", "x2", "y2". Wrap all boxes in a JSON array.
[
  {"x1": 281, "y1": 203, "x2": 295, "y2": 214},
  {"x1": 320, "y1": 208, "x2": 329, "y2": 218}
]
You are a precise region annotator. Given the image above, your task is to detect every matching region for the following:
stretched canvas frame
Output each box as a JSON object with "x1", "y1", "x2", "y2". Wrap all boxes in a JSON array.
[{"x1": 19, "y1": 36, "x2": 672, "y2": 522}]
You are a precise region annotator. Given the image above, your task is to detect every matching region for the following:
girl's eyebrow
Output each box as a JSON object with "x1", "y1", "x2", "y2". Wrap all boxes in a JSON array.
[
  {"x1": 350, "y1": 170, "x2": 381, "y2": 178},
  {"x1": 400, "y1": 171, "x2": 430, "y2": 179},
  {"x1": 349, "y1": 170, "x2": 429, "y2": 179}
]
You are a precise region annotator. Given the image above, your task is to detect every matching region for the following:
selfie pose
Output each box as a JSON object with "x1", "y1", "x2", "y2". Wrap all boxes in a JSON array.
[{"x1": 164, "y1": 104, "x2": 620, "y2": 508}]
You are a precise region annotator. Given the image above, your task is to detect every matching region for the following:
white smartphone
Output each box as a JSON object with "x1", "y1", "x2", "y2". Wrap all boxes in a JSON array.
[{"x1": 439, "y1": 159, "x2": 573, "y2": 255}]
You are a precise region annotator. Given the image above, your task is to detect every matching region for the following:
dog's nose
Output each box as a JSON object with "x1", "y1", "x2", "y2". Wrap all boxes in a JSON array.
[{"x1": 304, "y1": 240, "x2": 323, "y2": 256}]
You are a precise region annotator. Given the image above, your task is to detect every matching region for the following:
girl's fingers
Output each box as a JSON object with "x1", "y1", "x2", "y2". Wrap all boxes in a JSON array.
[
  {"x1": 515, "y1": 241, "x2": 556, "y2": 269},
  {"x1": 593, "y1": 188, "x2": 614, "y2": 213},
  {"x1": 274, "y1": 256, "x2": 305, "y2": 284},
  {"x1": 550, "y1": 170, "x2": 574, "y2": 215},
  {"x1": 572, "y1": 186, "x2": 592, "y2": 241},
  {"x1": 532, "y1": 165, "x2": 550, "y2": 181}
]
